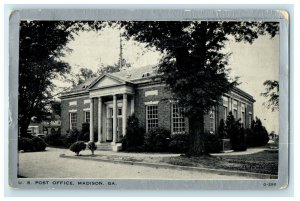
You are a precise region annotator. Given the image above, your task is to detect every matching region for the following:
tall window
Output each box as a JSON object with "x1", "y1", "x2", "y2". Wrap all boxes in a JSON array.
[
  {"x1": 84, "y1": 111, "x2": 90, "y2": 123},
  {"x1": 209, "y1": 109, "x2": 215, "y2": 133},
  {"x1": 172, "y1": 104, "x2": 185, "y2": 134},
  {"x1": 222, "y1": 96, "x2": 229, "y2": 120},
  {"x1": 70, "y1": 112, "x2": 77, "y2": 129},
  {"x1": 146, "y1": 105, "x2": 158, "y2": 131},
  {"x1": 249, "y1": 113, "x2": 253, "y2": 128},
  {"x1": 241, "y1": 103, "x2": 246, "y2": 127},
  {"x1": 233, "y1": 100, "x2": 238, "y2": 119}
]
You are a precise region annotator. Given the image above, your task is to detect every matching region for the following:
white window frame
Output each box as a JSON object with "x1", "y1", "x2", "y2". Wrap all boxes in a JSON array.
[
  {"x1": 171, "y1": 104, "x2": 186, "y2": 134},
  {"x1": 69, "y1": 112, "x2": 77, "y2": 130},
  {"x1": 232, "y1": 99, "x2": 238, "y2": 119},
  {"x1": 84, "y1": 111, "x2": 90, "y2": 123},
  {"x1": 249, "y1": 113, "x2": 253, "y2": 128},
  {"x1": 209, "y1": 108, "x2": 215, "y2": 133},
  {"x1": 223, "y1": 106, "x2": 228, "y2": 121},
  {"x1": 146, "y1": 105, "x2": 158, "y2": 132},
  {"x1": 241, "y1": 103, "x2": 246, "y2": 127},
  {"x1": 222, "y1": 96, "x2": 229, "y2": 120}
]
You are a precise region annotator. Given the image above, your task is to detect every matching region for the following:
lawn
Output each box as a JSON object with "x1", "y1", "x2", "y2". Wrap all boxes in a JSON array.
[
  {"x1": 161, "y1": 150, "x2": 278, "y2": 175},
  {"x1": 72, "y1": 147, "x2": 278, "y2": 175}
]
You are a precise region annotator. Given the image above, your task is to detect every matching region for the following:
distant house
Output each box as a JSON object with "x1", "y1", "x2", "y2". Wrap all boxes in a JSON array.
[
  {"x1": 59, "y1": 65, "x2": 255, "y2": 151},
  {"x1": 27, "y1": 115, "x2": 61, "y2": 137}
]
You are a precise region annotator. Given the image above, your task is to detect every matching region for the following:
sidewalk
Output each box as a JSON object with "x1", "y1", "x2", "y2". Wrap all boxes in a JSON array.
[{"x1": 210, "y1": 147, "x2": 269, "y2": 156}]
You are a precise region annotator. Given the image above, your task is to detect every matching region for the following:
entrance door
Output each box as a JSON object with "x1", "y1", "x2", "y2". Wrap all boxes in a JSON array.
[{"x1": 106, "y1": 107, "x2": 123, "y2": 142}]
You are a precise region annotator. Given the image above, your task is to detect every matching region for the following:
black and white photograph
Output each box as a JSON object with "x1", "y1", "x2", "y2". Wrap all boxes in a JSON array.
[{"x1": 8, "y1": 9, "x2": 289, "y2": 190}]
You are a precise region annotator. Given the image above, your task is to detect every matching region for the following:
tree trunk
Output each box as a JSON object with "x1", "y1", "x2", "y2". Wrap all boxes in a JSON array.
[
  {"x1": 186, "y1": 112, "x2": 207, "y2": 156},
  {"x1": 19, "y1": 116, "x2": 32, "y2": 138}
]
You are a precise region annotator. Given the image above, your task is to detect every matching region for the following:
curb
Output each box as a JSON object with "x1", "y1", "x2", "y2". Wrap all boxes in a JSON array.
[{"x1": 59, "y1": 154, "x2": 278, "y2": 179}]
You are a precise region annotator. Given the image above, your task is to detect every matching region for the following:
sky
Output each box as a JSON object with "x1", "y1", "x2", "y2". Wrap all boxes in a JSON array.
[{"x1": 57, "y1": 26, "x2": 279, "y2": 133}]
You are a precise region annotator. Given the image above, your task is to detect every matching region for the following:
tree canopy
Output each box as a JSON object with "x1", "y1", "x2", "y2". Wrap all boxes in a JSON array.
[
  {"x1": 19, "y1": 21, "x2": 104, "y2": 137},
  {"x1": 120, "y1": 21, "x2": 278, "y2": 155},
  {"x1": 121, "y1": 21, "x2": 278, "y2": 116},
  {"x1": 261, "y1": 80, "x2": 279, "y2": 112}
]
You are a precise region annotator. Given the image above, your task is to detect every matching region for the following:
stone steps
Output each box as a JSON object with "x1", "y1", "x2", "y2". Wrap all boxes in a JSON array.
[{"x1": 96, "y1": 143, "x2": 112, "y2": 151}]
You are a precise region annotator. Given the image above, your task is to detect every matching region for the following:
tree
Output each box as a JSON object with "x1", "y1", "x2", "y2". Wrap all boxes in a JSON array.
[
  {"x1": 124, "y1": 114, "x2": 144, "y2": 148},
  {"x1": 97, "y1": 63, "x2": 121, "y2": 74},
  {"x1": 67, "y1": 67, "x2": 98, "y2": 87},
  {"x1": 49, "y1": 100, "x2": 61, "y2": 116},
  {"x1": 97, "y1": 59, "x2": 132, "y2": 74},
  {"x1": 120, "y1": 21, "x2": 278, "y2": 155},
  {"x1": 261, "y1": 80, "x2": 279, "y2": 111},
  {"x1": 19, "y1": 21, "x2": 104, "y2": 137}
]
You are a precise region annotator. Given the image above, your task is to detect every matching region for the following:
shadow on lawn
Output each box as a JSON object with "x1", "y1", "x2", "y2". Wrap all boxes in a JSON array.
[{"x1": 162, "y1": 150, "x2": 278, "y2": 175}]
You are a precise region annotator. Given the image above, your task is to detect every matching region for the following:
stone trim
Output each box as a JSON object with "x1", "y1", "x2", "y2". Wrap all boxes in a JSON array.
[
  {"x1": 145, "y1": 90, "x2": 158, "y2": 97},
  {"x1": 84, "y1": 99, "x2": 90, "y2": 104},
  {"x1": 69, "y1": 101, "x2": 77, "y2": 106},
  {"x1": 144, "y1": 101, "x2": 159, "y2": 105}
]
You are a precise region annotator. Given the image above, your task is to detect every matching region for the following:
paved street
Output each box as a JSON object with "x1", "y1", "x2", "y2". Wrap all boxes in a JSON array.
[{"x1": 18, "y1": 148, "x2": 250, "y2": 179}]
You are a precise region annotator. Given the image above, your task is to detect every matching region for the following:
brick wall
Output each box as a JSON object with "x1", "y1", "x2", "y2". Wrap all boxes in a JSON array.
[
  {"x1": 61, "y1": 95, "x2": 91, "y2": 135},
  {"x1": 134, "y1": 84, "x2": 172, "y2": 132},
  {"x1": 60, "y1": 84, "x2": 254, "y2": 138},
  {"x1": 214, "y1": 91, "x2": 254, "y2": 133}
]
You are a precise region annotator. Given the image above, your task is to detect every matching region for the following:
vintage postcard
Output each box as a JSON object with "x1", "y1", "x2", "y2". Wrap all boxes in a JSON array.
[{"x1": 9, "y1": 9, "x2": 289, "y2": 190}]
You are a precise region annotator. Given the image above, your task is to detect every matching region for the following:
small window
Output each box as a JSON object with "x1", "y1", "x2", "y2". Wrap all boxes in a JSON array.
[
  {"x1": 146, "y1": 105, "x2": 158, "y2": 131},
  {"x1": 70, "y1": 113, "x2": 77, "y2": 129},
  {"x1": 172, "y1": 104, "x2": 186, "y2": 134}
]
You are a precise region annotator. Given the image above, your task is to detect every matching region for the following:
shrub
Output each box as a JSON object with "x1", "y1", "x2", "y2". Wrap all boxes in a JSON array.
[
  {"x1": 18, "y1": 137, "x2": 47, "y2": 152},
  {"x1": 245, "y1": 128, "x2": 256, "y2": 146},
  {"x1": 79, "y1": 122, "x2": 90, "y2": 142},
  {"x1": 31, "y1": 136, "x2": 47, "y2": 151},
  {"x1": 50, "y1": 128, "x2": 56, "y2": 135},
  {"x1": 18, "y1": 138, "x2": 34, "y2": 152},
  {"x1": 168, "y1": 133, "x2": 189, "y2": 153},
  {"x1": 144, "y1": 127, "x2": 171, "y2": 152},
  {"x1": 245, "y1": 118, "x2": 269, "y2": 147},
  {"x1": 217, "y1": 119, "x2": 227, "y2": 139},
  {"x1": 63, "y1": 128, "x2": 80, "y2": 148},
  {"x1": 69, "y1": 141, "x2": 86, "y2": 156},
  {"x1": 204, "y1": 133, "x2": 222, "y2": 153},
  {"x1": 123, "y1": 114, "x2": 145, "y2": 150},
  {"x1": 56, "y1": 127, "x2": 61, "y2": 135},
  {"x1": 45, "y1": 132, "x2": 63, "y2": 146},
  {"x1": 225, "y1": 112, "x2": 247, "y2": 152},
  {"x1": 88, "y1": 141, "x2": 97, "y2": 155},
  {"x1": 123, "y1": 145, "x2": 145, "y2": 152},
  {"x1": 252, "y1": 118, "x2": 269, "y2": 146},
  {"x1": 233, "y1": 128, "x2": 247, "y2": 151}
]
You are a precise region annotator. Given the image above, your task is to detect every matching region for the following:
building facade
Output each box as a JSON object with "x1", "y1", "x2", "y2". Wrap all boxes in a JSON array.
[{"x1": 60, "y1": 65, "x2": 255, "y2": 151}]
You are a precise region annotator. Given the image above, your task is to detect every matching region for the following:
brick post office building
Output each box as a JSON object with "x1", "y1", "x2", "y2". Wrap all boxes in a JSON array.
[{"x1": 60, "y1": 65, "x2": 255, "y2": 151}]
